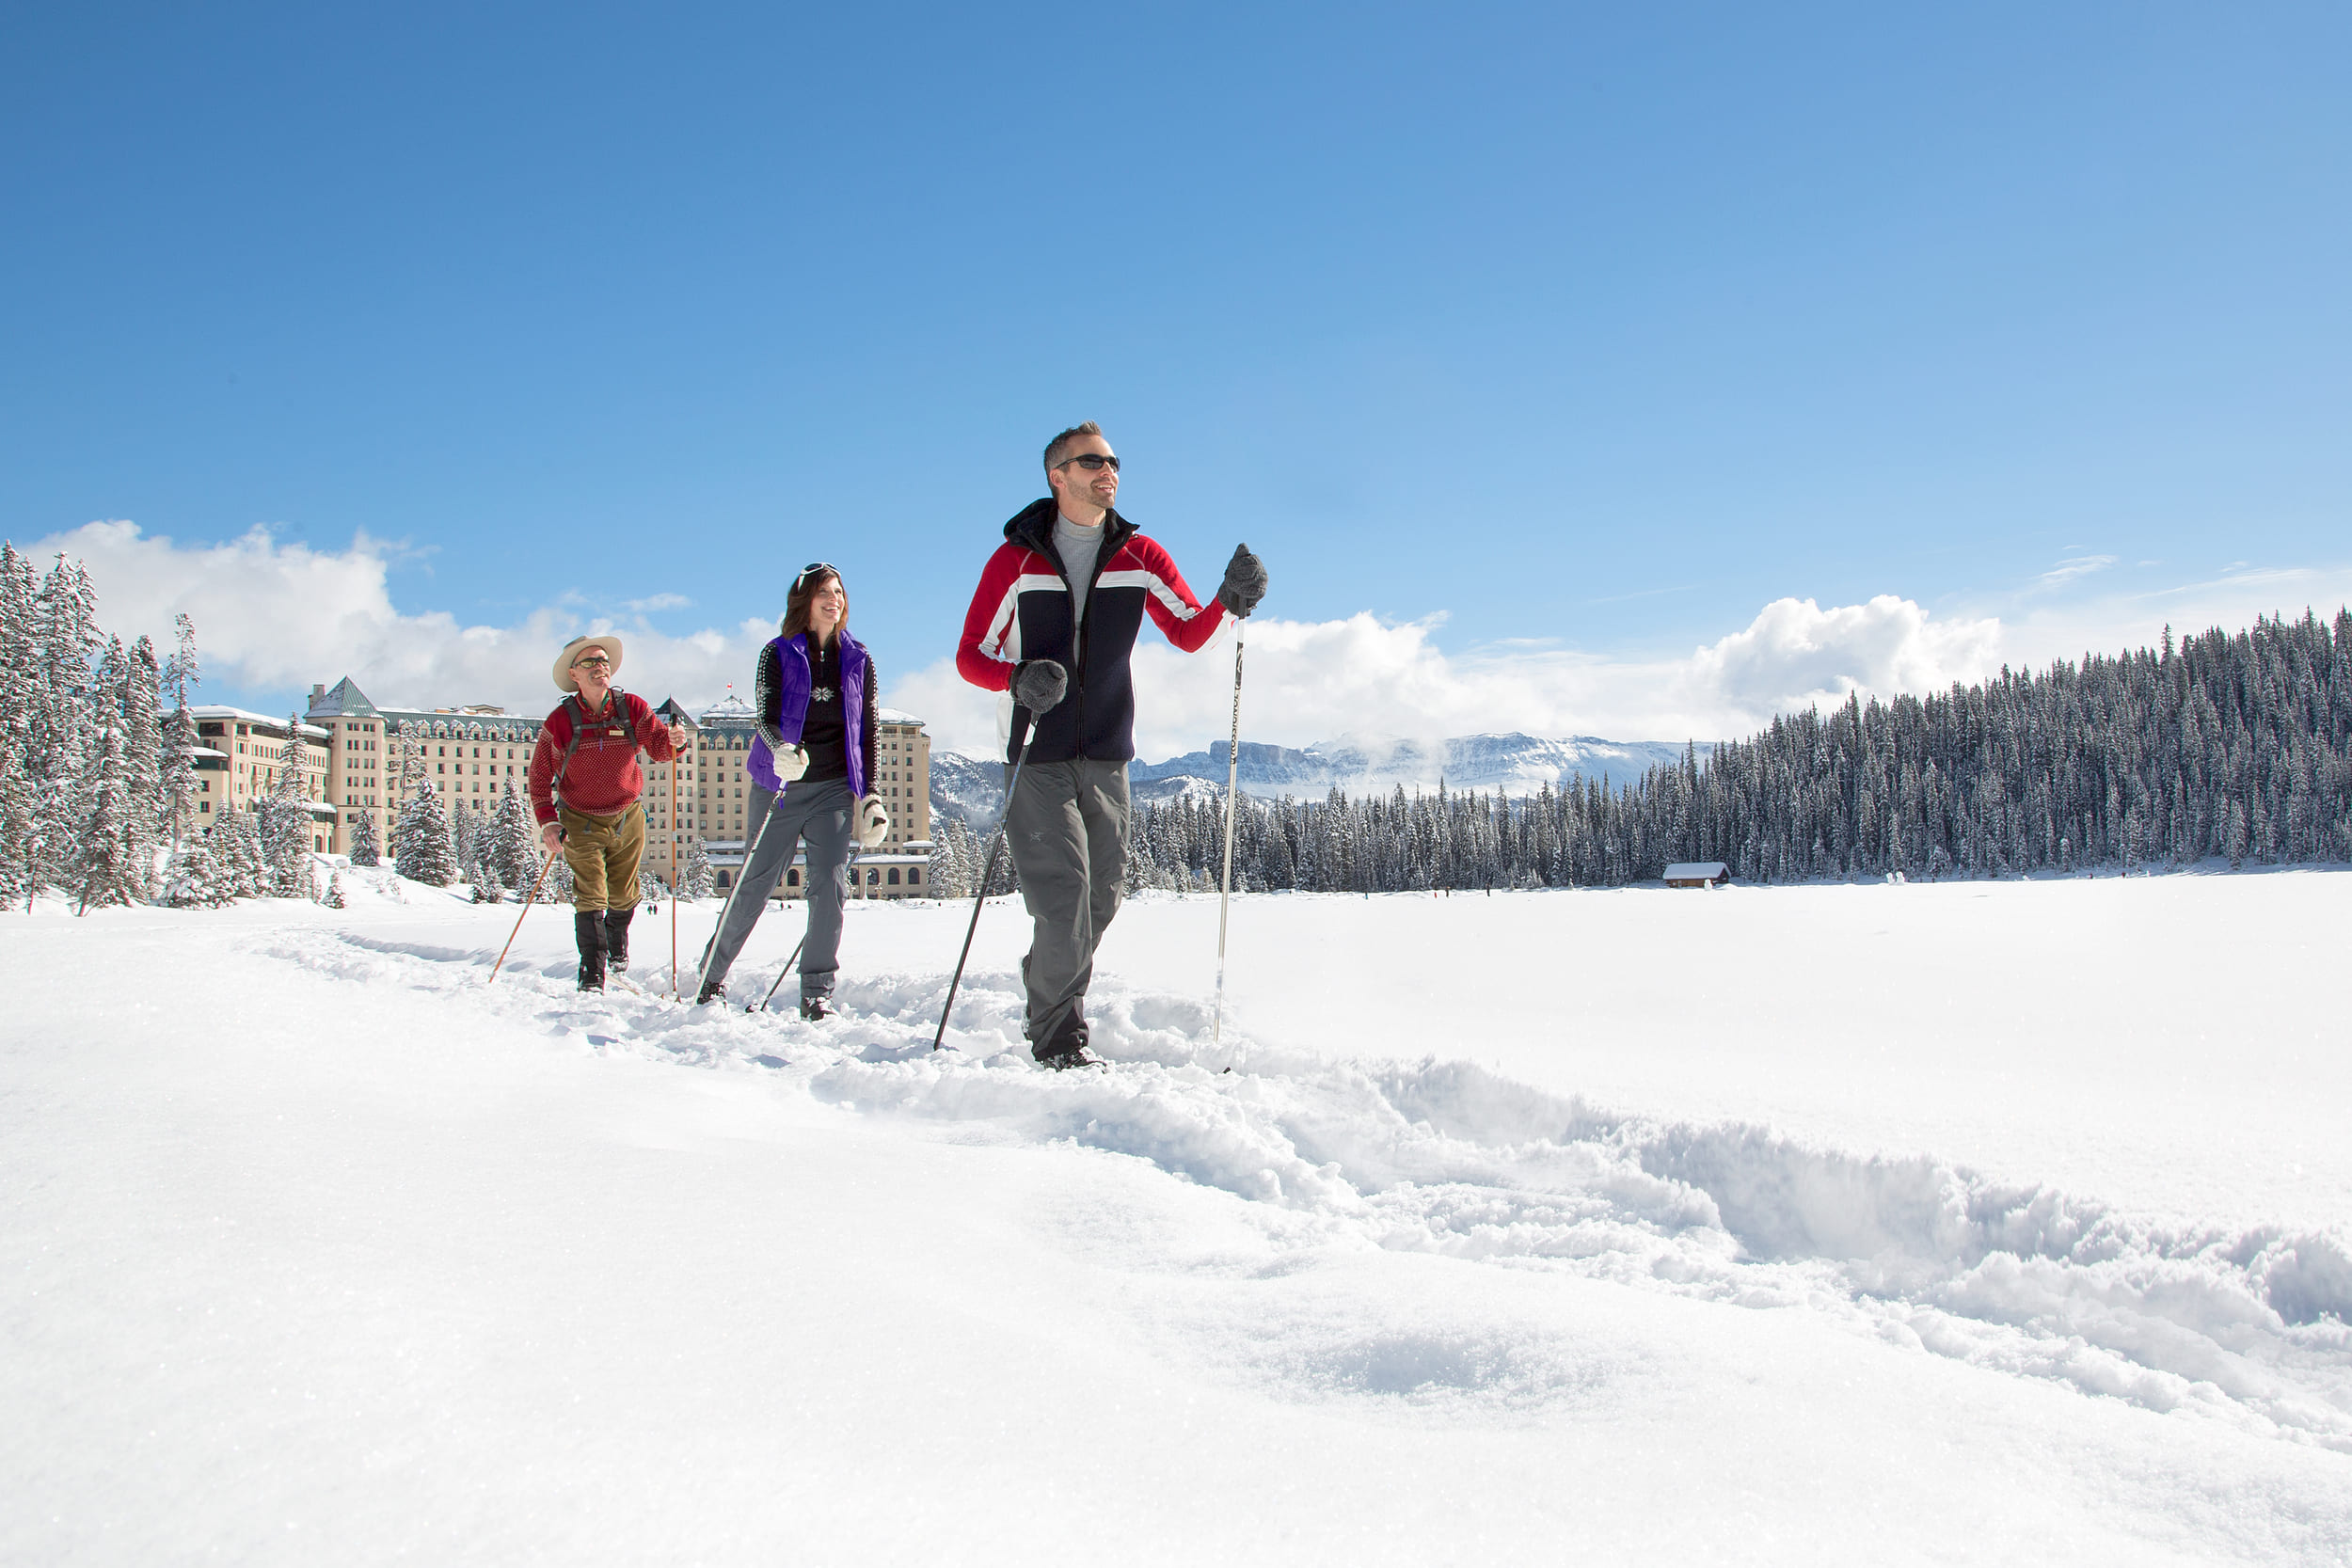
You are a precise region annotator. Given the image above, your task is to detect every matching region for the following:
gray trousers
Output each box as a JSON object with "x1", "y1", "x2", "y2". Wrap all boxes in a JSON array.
[
  {"x1": 699, "y1": 776, "x2": 853, "y2": 996},
  {"x1": 1004, "y1": 758, "x2": 1131, "y2": 1046}
]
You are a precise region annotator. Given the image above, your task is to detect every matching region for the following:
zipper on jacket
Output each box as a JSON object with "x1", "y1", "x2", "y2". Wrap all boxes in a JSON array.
[{"x1": 1021, "y1": 508, "x2": 1126, "y2": 762}]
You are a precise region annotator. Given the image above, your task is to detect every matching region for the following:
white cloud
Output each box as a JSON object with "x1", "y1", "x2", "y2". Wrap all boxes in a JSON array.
[
  {"x1": 898, "y1": 595, "x2": 2012, "y2": 759},
  {"x1": 2003, "y1": 562, "x2": 2352, "y2": 671},
  {"x1": 33, "y1": 519, "x2": 2349, "y2": 763},
  {"x1": 25, "y1": 521, "x2": 772, "y2": 714},
  {"x1": 898, "y1": 561, "x2": 2352, "y2": 761},
  {"x1": 2032, "y1": 554, "x2": 2120, "y2": 592}
]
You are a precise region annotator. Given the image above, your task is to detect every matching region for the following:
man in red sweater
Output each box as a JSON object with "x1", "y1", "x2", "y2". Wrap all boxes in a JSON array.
[{"x1": 528, "y1": 634, "x2": 690, "y2": 990}]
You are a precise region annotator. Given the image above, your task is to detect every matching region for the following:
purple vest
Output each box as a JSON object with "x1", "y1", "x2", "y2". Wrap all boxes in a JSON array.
[{"x1": 748, "y1": 631, "x2": 868, "y2": 798}]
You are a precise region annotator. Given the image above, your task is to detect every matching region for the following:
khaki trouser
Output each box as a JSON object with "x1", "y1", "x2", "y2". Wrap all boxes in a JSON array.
[{"x1": 560, "y1": 803, "x2": 645, "y2": 912}]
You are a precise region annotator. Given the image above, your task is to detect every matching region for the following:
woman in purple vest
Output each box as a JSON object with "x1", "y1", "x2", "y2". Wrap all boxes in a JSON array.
[{"x1": 693, "y1": 563, "x2": 889, "y2": 1015}]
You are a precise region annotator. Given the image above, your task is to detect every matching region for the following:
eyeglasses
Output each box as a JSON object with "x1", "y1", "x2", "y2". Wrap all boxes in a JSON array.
[
  {"x1": 794, "y1": 562, "x2": 841, "y2": 593},
  {"x1": 571, "y1": 654, "x2": 613, "y2": 670},
  {"x1": 1055, "y1": 453, "x2": 1120, "y2": 472}
]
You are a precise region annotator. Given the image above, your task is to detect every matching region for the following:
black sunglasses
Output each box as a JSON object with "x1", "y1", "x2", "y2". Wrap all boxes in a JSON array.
[
  {"x1": 793, "y1": 562, "x2": 842, "y2": 593},
  {"x1": 1056, "y1": 453, "x2": 1120, "y2": 471}
]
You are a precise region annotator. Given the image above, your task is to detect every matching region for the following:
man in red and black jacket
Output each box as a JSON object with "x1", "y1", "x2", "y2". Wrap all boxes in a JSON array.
[
  {"x1": 957, "y1": 421, "x2": 1267, "y2": 1067},
  {"x1": 528, "y1": 634, "x2": 689, "y2": 990}
]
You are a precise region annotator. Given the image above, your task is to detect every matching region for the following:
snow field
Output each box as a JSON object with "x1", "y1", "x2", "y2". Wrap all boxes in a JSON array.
[{"x1": 5, "y1": 870, "x2": 2350, "y2": 1563}]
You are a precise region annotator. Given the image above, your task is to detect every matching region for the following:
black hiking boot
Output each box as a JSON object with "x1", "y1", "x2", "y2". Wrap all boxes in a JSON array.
[
  {"x1": 799, "y1": 992, "x2": 834, "y2": 1022},
  {"x1": 602, "y1": 907, "x2": 634, "y2": 974},
  {"x1": 695, "y1": 976, "x2": 726, "y2": 1006},
  {"x1": 574, "y1": 911, "x2": 607, "y2": 992},
  {"x1": 1031, "y1": 1009, "x2": 1098, "y2": 1069}
]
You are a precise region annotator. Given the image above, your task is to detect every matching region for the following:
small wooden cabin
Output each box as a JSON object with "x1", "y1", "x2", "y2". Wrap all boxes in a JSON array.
[{"x1": 1662, "y1": 862, "x2": 1730, "y2": 889}]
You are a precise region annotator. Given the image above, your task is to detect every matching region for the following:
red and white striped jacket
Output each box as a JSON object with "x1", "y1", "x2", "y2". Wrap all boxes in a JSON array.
[{"x1": 957, "y1": 499, "x2": 1227, "y2": 763}]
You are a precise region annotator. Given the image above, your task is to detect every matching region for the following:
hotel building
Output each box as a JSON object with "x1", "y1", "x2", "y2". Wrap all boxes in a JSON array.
[{"x1": 185, "y1": 707, "x2": 339, "y2": 848}]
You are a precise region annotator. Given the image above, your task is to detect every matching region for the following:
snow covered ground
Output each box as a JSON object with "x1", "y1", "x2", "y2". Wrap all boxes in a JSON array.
[{"x1": 6, "y1": 870, "x2": 2349, "y2": 1565}]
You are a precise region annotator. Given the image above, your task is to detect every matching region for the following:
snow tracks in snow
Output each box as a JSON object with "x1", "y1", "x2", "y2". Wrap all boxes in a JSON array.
[{"x1": 266, "y1": 925, "x2": 2352, "y2": 1451}]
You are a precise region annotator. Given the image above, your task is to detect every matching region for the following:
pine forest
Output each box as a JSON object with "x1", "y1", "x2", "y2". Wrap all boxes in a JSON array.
[{"x1": 1116, "y1": 610, "x2": 2352, "y2": 894}]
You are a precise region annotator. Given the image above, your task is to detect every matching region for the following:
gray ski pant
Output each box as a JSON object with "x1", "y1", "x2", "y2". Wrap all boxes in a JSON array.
[
  {"x1": 699, "y1": 776, "x2": 854, "y2": 997},
  {"x1": 1003, "y1": 757, "x2": 1131, "y2": 1048}
]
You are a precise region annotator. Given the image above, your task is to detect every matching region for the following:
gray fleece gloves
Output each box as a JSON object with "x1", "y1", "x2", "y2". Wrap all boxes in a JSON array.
[
  {"x1": 1217, "y1": 543, "x2": 1267, "y2": 618},
  {"x1": 1013, "y1": 658, "x2": 1068, "y2": 715}
]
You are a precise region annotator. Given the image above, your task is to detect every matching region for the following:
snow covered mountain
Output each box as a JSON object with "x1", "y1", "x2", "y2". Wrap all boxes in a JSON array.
[
  {"x1": 932, "y1": 732, "x2": 1708, "y2": 821},
  {"x1": 925, "y1": 748, "x2": 1010, "y2": 829},
  {"x1": 1132, "y1": 732, "x2": 1708, "y2": 800}
]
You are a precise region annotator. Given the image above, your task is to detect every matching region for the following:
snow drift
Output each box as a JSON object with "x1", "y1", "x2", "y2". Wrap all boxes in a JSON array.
[{"x1": 263, "y1": 904, "x2": 2352, "y2": 1451}]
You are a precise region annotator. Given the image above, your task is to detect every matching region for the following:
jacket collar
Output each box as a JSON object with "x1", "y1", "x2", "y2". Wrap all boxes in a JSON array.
[
  {"x1": 1004, "y1": 497, "x2": 1136, "y2": 560},
  {"x1": 779, "y1": 629, "x2": 862, "y2": 661}
]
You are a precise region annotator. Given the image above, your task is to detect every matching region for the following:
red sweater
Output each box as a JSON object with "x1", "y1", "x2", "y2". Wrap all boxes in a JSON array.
[{"x1": 527, "y1": 690, "x2": 678, "y2": 824}]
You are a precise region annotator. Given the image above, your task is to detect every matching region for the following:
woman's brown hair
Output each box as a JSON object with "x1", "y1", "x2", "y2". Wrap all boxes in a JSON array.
[{"x1": 779, "y1": 566, "x2": 846, "y2": 643}]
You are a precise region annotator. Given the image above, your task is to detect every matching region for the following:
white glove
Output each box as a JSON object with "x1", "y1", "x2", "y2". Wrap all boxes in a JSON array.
[
  {"x1": 855, "y1": 795, "x2": 889, "y2": 849},
  {"x1": 771, "y1": 744, "x2": 809, "y2": 783}
]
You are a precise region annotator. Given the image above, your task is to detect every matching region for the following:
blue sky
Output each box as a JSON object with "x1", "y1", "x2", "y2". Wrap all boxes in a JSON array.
[{"x1": 7, "y1": 2, "x2": 2348, "y2": 755}]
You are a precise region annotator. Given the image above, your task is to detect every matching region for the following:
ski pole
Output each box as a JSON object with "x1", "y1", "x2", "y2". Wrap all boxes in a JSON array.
[
  {"x1": 754, "y1": 936, "x2": 805, "y2": 1012},
  {"x1": 1212, "y1": 621, "x2": 1246, "y2": 1048},
  {"x1": 489, "y1": 839, "x2": 562, "y2": 984},
  {"x1": 751, "y1": 845, "x2": 857, "y2": 1011},
  {"x1": 932, "y1": 719, "x2": 1036, "y2": 1051},
  {"x1": 694, "y1": 791, "x2": 791, "y2": 996},
  {"x1": 670, "y1": 872, "x2": 679, "y2": 998}
]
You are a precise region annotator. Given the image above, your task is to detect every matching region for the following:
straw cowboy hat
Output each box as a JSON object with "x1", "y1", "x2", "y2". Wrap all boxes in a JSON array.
[{"x1": 552, "y1": 634, "x2": 625, "y2": 693}]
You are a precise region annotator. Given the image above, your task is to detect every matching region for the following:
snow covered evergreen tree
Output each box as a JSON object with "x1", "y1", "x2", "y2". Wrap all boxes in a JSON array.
[
  {"x1": 393, "y1": 783, "x2": 459, "y2": 886},
  {"x1": 395, "y1": 720, "x2": 428, "y2": 796},
  {"x1": 69, "y1": 686, "x2": 146, "y2": 914},
  {"x1": 158, "y1": 614, "x2": 202, "y2": 854},
  {"x1": 121, "y1": 636, "x2": 165, "y2": 891},
  {"x1": 484, "y1": 785, "x2": 538, "y2": 889},
  {"x1": 679, "y1": 834, "x2": 713, "y2": 898},
  {"x1": 212, "y1": 806, "x2": 268, "y2": 898},
  {"x1": 323, "y1": 870, "x2": 346, "y2": 910},
  {"x1": 32, "y1": 555, "x2": 103, "y2": 895},
  {"x1": 0, "y1": 545, "x2": 48, "y2": 906},
  {"x1": 453, "y1": 806, "x2": 481, "y2": 886},
  {"x1": 163, "y1": 833, "x2": 235, "y2": 907},
  {"x1": 927, "y1": 817, "x2": 970, "y2": 897},
  {"x1": 257, "y1": 713, "x2": 315, "y2": 895},
  {"x1": 347, "y1": 808, "x2": 381, "y2": 866}
]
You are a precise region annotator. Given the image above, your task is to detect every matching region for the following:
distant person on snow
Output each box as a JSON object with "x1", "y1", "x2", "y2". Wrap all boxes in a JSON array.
[
  {"x1": 528, "y1": 635, "x2": 690, "y2": 991},
  {"x1": 693, "y1": 563, "x2": 890, "y2": 1017},
  {"x1": 956, "y1": 421, "x2": 1267, "y2": 1068}
]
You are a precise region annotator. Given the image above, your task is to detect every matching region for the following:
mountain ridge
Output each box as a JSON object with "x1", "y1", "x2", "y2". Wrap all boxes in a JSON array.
[{"x1": 929, "y1": 731, "x2": 1712, "y2": 825}]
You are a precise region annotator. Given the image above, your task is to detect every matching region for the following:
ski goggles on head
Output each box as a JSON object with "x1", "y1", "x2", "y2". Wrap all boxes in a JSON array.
[{"x1": 792, "y1": 562, "x2": 842, "y2": 593}]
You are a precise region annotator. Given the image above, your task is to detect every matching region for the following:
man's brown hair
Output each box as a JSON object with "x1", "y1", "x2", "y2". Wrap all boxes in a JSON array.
[{"x1": 1042, "y1": 420, "x2": 1104, "y2": 474}]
